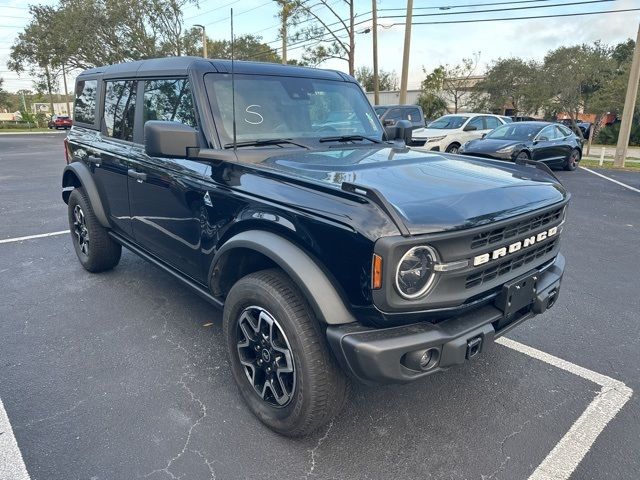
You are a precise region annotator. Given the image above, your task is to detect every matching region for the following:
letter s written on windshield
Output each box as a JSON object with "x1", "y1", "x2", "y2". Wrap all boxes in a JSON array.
[{"x1": 244, "y1": 105, "x2": 263, "y2": 125}]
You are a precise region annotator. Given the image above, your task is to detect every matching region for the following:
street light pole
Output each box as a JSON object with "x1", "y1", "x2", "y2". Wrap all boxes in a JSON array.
[
  {"x1": 194, "y1": 24, "x2": 207, "y2": 58},
  {"x1": 614, "y1": 23, "x2": 640, "y2": 168},
  {"x1": 399, "y1": 0, "x2": 413, "y2": 105},
  {"x1": 372, "y1": 0, "x2": 379, "y2": 105}
]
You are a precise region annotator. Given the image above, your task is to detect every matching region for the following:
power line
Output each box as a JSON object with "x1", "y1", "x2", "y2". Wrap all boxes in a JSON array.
[
  {"x1": 184, "y1": 0, "x2": 244, "y2": 21},
  {"x1": 377, "y1": 7, "x2": 640, "y2": 27},
  {"x1": 381, "y1": 0, "x2": 558, "y2": 11},
  {"x1": 376, "y1": 0, "x2": 617, "y2": 19}
]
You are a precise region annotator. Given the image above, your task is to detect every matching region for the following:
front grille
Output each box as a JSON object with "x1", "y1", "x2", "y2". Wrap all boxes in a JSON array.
[
  {"x1": 470, "y1": 207, "x2": 564, "y2": 250},
  {"x1": 465, "y1": 238, "x2": 559, "y2": 289}
]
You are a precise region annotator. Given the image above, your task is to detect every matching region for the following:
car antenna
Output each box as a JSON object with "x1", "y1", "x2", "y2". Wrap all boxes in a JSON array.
[{"x1": 231, "y1": 8, "x2": 237, "y2": 152}]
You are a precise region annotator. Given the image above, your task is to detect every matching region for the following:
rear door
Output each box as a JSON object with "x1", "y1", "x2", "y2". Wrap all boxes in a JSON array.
[
  {"x1": 70, "y1": 78, "x2": 136, "y2": 237},
  {"x1": 127, "y1": 77, "x2": 208, "y2": 282},
  {"x1": 532, "y1": 125, "x2": 565, "y2": 166}
]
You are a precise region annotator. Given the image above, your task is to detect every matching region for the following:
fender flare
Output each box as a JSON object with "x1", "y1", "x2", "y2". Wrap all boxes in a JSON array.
[
  {"x1": 62, "y1": 163, "x2": 110, "y2": 228},
  {"x1": 212, "y1": 230, "x2": 357, "y2": 325}
]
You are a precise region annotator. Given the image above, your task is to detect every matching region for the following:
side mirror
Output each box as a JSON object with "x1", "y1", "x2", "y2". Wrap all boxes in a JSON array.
[
  {"x1": 463, "y1": 124, "x2": 478, "y2": 132},
  {"x1": 481, "y1": 133, "x2": 487, "y2": 139},
  {"x1": 383, "y1": 118, "x2": 397, "y2": 127},
  {"x1": 394, "y1": 119, "x2": 413, "y2": 145},
  {"x1": 144, "y1": 120, "x2": 199, "y2": 158}
]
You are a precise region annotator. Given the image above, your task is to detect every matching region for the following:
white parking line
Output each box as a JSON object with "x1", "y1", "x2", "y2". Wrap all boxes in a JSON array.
[
  {"x1": 0, "y1": 231, "x2": 67, "y2": 245},
  {"x1": 580, "y1": 166, "x2": 640, "y2": 193},
  {"x1": 497, "y1": 337, "x2": 633, "y2": 480},
  {"x1": 0, "y1": 397, "x2": 31, "y2": 480}
]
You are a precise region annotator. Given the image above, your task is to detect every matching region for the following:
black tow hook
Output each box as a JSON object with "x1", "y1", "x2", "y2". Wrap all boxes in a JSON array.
[{"x1": 466, "y1": 336, "x2": 483, "y2": 360}]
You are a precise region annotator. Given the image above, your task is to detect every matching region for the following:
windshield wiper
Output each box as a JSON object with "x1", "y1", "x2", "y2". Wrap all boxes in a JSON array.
[
  {"x1": 318, "y1": 135, "x2": 382, "y2": 144},
  {"x1": 223, "y1": 138, "x2": 310, "y2": 149}
]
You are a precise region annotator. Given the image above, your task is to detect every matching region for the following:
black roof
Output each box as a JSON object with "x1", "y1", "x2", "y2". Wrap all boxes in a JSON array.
[{"x1": 77, "y1": 56, "x2": 352, "y2": 82}]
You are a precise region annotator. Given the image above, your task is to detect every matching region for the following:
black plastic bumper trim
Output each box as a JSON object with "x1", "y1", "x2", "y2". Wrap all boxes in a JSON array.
[{"x1": 327, "y1": 254, "x2": 564, "y2": 384}]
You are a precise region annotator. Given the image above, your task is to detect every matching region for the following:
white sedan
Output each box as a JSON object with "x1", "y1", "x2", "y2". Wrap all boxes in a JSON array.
[{"x1": 412, "y1": 113, "x2": 511, "y2": 154}]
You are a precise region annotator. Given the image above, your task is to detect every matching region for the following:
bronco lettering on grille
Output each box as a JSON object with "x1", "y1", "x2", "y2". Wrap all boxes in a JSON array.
[{"x1": 473, "y1": 226, "x2": 558, "y2": 267}]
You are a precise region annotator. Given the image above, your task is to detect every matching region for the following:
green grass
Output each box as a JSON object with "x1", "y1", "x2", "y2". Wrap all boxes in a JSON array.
[
  {"x1": 581, "y1": 158, "x2": 640, "y2": 171},
  {"x1": 0, "y1": 128, "x2": 57, "y2": 133}
]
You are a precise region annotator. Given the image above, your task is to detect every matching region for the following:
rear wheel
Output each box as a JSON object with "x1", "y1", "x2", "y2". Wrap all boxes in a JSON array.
[
  {"x1": 564, "y1": 149, "x2": 580, "y2": 171},
  {"x1": 223, "y1": 269, "x2": 349, "y2": 436},
  {"x1": 67, "y1": 188, "x2": 121, "y2": 272},
  {"x1": 445, "y1": 143, "x2": 461, "y2": 154}
]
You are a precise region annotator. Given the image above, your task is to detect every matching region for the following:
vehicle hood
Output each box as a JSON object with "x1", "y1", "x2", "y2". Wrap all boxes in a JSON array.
[
  {"x1": 411, "y1": 127, "x2": 455, "y2": 139},
  {"x1": 257, "y1": 147, "x2": 567, "y2": 235},
  {"x1": 464, "y1": 138, "x2": 528, "y2": 153}
]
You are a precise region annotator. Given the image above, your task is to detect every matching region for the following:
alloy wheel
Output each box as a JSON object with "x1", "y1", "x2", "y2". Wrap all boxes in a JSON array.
[
  {"x1": 72, "y1": 205, "x2": 90, "y2": 255},
  {"x1": 236, "y1": 306, "x2": 296, "y2": 407}
]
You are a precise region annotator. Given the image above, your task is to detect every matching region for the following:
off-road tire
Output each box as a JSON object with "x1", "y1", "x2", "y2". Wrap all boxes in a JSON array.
[
  {"x1": 67, "y1": 187, "x2": 121, "y2": 272},
  {"x1": 223, "y1": 268, "x2": 349, "y2": 437}
]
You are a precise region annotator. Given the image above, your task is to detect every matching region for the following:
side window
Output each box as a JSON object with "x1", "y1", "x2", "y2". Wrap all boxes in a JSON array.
[
  {"x1": 143, "y1": 79, "x2": 197, "y2": 128},
  {"x1": 385, "y1": 108, "x2": 402, "y2": 121},
  {"x1": 538, "y1": 126, "x2": 557, "y2": 140},
  {"x1": 74, "y1": 79, "x2": 97, "y2": 125},
  {"x1": 405, "y1": 108, "x2": 421, "y2": 122},
  {"x1": 557, "y1": 125, "x2": 571, "y2": 137},
  {"x1": 484, "y1": 116, "x2": 501, "y2": 130},
  {"x1": 103, "y1": 80, "x2": 136, "y2": 142},
  {"x1": 467, "y1": 116, "x2": 484, "y2": 130}
]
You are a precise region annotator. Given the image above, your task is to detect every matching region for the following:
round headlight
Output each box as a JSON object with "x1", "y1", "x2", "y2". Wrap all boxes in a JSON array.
[{"x1": 395, "y1": 246, "x2": 438, "y2": 299}]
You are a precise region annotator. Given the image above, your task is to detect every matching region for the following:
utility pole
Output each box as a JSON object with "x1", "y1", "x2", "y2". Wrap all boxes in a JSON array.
[
  {"x1": 62, "y1": 64, "x2": 71, "y2": 116},
  {"x1": 372, "y1": 0, "x2": 379, "y2": 105},
  {"x1": 614, "y1": 23, "x2": 640, "y2": 168},
  {"x1": 399, "y1": 0, "x2": 413, "y2": 104},
  {"x1": 194, "y1": 24, "x2": 207, "y2": 58}
]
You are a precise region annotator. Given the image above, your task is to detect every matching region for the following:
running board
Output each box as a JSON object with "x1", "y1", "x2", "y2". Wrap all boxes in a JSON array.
[{"x1": 108, "y1": 231, "x2": 223, "y2": 309}]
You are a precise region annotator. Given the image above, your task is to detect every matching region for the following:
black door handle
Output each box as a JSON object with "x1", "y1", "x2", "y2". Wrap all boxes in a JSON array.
[{"x1": 127, "y1": 169, "x2": 147, "y2": 182}]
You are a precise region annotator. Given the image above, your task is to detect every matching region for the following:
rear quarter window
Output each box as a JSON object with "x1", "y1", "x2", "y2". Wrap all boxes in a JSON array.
[{"x1": 74, "y1": 79, "x2": 98, "y2": 125}]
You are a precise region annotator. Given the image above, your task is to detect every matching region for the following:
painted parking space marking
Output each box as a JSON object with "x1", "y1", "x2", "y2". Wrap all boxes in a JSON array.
[
  {"x1": 0, "y1": 397, "x2": 31, "y2": 480},
  {"x1": 498, "y1": 337, "x2": 633, "y2": 480},
  {"x1": 0, "y1": 231, "x2": 67, "y2": 245},
  {"x1": 580, "y1": 166, "x2": 640, "y2": 193}
]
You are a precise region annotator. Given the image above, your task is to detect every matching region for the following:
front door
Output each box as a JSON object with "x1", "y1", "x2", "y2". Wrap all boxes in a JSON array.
[{"x1": 126, "y1": 78, "x2": 207, "y2": 282}]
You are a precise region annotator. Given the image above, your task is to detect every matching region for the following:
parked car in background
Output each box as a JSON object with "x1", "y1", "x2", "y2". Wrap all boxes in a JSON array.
[
  {"x1": 559, "y1": 118, "x2": 592, "y2": 139},
  {"x1": 411, "y1": 113, "x2": 510, "y2": 153},
  {"x1": 511, "y1": 115, "x2": 539, "y2": 122},
  {"x1": 374, "y1": 104, "x2": 425, "y2": 140},
  {"x1": 48, "y1": 115, "x2": 73, "y2": 129},
  {"x1": 459, "y1": 121, "x2": 582, "y2": 171}
]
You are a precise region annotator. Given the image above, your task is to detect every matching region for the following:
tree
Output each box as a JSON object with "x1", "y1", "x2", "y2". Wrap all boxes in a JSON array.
[
  {"x1": 355, "y1": 66, "x2": 398, "y2": 92},
  {"x1": 541, "y1": 42, "x2": 615, "y2": 137},
  {"x1": 182, "y1": 30, "x2": 281, "y2": 63},
  {"x1": 275, "y1": 0, "x2": 300, "y2": 64},
  {"x1": 293, "y1": 0, "x2": 356, "y2": 75},
  {"x1": 590, "y1": 39, "x2": 638, "y2": 116},
  {"x1": 415, "y1": 92, "x2": 448, "y2": 120},
  {"x1": 474, "y1": 58, "x2": 542, "y2": 115},
  {"x1": 420, "y1": 55, "x2": 480, "y2": 113},
  {"x1": 0, "y1": 79, "x2": 10, "y2": 110}
]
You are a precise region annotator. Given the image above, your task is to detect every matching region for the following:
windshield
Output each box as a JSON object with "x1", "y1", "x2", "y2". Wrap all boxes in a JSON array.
[
  {"x1": 427, "y1": 115, "x2": 469, "y2": 129},
  {"x1": 204, "y1": 73, "x2": 382, "y2": 146},
  {"x1": 485, "y1": 123, "x2": 543, "y2": 140}
]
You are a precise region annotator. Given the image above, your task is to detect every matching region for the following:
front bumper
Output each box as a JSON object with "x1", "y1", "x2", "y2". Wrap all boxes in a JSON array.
[{"x1": 327, "y1": 254, "x2": 564, "y2": 384}]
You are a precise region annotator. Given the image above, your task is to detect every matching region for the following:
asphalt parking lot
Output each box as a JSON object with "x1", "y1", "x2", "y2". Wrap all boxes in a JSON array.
[{"x1": 0, "y1": 133, "x2": 638, "y2": 480}]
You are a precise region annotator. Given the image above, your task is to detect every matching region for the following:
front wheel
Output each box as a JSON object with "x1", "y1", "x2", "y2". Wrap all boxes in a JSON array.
[
  {"x1": 223, "y1": 269, "x2": 349, "y2": 436},
  {"x1": 445, "y1": 143, "x2": 460, "y2": 154},
  {"x1": 515, "y1": 151, "x2": 530, "y2": 162},
  {"x1": 564, "y1": 149, "x2": 580, "y2": 171}
]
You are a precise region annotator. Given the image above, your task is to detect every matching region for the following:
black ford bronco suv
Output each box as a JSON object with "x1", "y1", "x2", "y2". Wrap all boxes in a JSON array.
[{"x1": 62, "y1": 57, "x2": 568, "y2": 436}]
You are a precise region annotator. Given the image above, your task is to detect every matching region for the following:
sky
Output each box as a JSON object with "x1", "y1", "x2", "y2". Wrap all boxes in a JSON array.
[{"x1": 0, "y1": 0, "x2": 639, "y2": 93}]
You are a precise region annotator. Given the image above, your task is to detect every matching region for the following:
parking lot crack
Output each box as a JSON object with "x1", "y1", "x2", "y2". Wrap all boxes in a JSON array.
[
  {"x1": 143, "y1": 373, "x2": 208, "y2": 479},
  {"x1": 304, "y1": 419, "x2": 334, "y2": 479},
  {"x1": 18, "y1": 400, "x2": 85, "y2": 429},
  {"x1": 191, "y1": 449, "x2": 216, "y2": 479}
]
